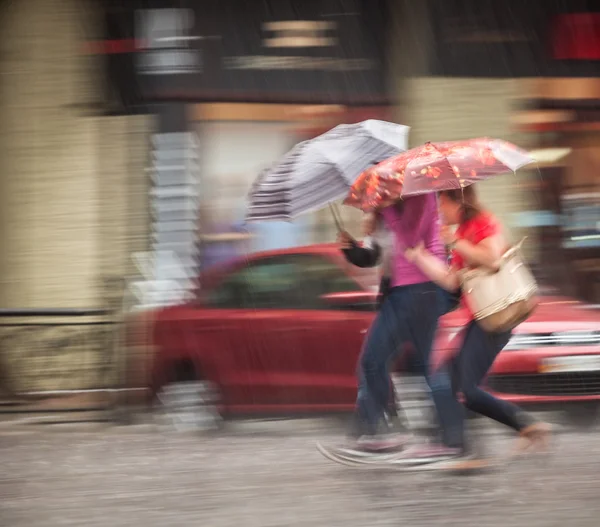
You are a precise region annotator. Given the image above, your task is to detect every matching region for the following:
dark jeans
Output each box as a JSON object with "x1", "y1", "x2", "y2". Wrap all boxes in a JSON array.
[
  {"x1": 376, "y1": 276, "x2": 392, "y2": 309},
  {"x1": 450, "y1": 321, "x2": 533, "y2": 443},
  {"x1": 355, "y1": 282, "x2": 463, "y2": 446}
]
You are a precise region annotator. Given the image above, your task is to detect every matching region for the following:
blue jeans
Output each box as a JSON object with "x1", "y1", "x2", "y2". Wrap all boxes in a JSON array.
[
  {"x1": 450, "y1": 321, "x2": 533, "y2": 441},
  {"x1": 355, "y1": 282, "x2": 463, "y2": 446}
]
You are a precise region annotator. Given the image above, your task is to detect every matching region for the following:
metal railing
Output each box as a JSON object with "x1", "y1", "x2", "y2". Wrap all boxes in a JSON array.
[{"x1": 0, "y1": 308, "x2": 125, "y2": 424}]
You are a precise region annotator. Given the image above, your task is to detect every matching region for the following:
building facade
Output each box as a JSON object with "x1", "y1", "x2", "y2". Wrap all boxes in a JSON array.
[
  {"x1": 389, "y1": 0, "x2": 599, "y2": 299},
  {"x1": 2, "y1": 0, "x2": 599, "y2": 310}
]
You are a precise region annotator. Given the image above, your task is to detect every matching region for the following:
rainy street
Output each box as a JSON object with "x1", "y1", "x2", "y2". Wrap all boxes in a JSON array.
[
  {"x1": 2, "y1": 419, "x2": 600, "y2": 527},
  {"x1": 1, "y1": 1, "x2": 599, "y2": 526}
]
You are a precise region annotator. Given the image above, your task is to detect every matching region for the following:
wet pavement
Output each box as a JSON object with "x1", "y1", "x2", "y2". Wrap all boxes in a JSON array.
[{"x1": 2, "y1": 420, "x2": 600, "y2": 527}]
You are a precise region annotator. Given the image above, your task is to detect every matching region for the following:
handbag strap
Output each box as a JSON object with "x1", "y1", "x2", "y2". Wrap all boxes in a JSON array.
[
  {"x1": 508, "y1": 236, "x2": 527, "y2": 254},
  {"x1": 458, "y1": 237, "x2": 528, "y2": 284}
]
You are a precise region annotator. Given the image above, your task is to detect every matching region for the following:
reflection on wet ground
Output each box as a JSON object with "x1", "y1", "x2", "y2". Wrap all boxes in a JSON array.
[{"x1": 2, "y1": 420, "x2": 600, "y2": 526}]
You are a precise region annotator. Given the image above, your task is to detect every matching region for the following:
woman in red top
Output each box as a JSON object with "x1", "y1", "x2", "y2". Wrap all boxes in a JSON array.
[{"x1": 406, "y1": 186, "x2": 550, "y2": 465}]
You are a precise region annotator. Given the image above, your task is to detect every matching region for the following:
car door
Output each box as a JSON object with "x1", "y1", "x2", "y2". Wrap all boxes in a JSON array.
[
  {"x1": 231, "y1": 253, "x2": 374, "y2": 410},
  {"x1": 274, "y1": 253, "x2": 376, "y2": 409},
  {"x1": 198, "y1": 261, "x2": 284, "y2": 410},
  {"x1": 200, "y1": 257, "x2": 314, "y2": 410},
  {"x1": 202, "y1": 253, "x2": 374, "y2": 412}
]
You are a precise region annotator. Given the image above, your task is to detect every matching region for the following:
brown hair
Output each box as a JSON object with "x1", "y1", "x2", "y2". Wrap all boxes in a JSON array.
[
  {"x1": 393, "y1": 200, "x2": 405, "y2": 215},
  {"x1": 372, "y1": 200, "x2": 403, "y2": 227},
  {"x1": 440, "y1": 186, "x2": 482, "y2": 223}
]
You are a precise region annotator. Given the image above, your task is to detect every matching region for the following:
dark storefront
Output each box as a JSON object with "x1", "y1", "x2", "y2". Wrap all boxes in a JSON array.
[
  {"x1": 98, "y1": 0, "x2": 390, "y2": 111},
  {"x1": 428, "y1": 0, "x2": 600, "y2": 78}
]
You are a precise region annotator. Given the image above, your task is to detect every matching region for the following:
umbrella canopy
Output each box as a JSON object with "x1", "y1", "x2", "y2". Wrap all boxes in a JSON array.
[
  {"x1": 246, "y1": 120, "x2": 410, "y2": 221},
  {"x1": 344, "y1": 137, "x2": 534, "y2": 212}
]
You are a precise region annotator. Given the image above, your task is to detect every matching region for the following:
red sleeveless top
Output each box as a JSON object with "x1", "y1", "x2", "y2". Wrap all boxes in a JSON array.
[{"x1": 449, "y1": 211, "x2": 502, "y2": 318}]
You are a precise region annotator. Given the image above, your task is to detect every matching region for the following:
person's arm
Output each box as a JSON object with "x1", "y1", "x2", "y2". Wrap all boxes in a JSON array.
[
  {"x1": 405, "y1": 243, "x2": 460, "y2": 292},
  {"x1": 450, "y1": 235, "x2": 504, "y2": 270},
  {"x1": 440, "y1": 220, "x2": 504, "y2": 271}
]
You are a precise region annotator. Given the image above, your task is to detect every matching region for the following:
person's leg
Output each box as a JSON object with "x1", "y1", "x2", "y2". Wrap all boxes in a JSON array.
[
  {"x1": 406, "y1": 283, "x2": 465, "y2": 450},
  {"x1": 457, "y1": 322, "x2": 532, "y2": 431},
  {"x1": 348, "y1": 280, "x2": 402, "y2": 440},
  {"x1": 355, "y1": 289, "x2": 406, "y2": 439}
]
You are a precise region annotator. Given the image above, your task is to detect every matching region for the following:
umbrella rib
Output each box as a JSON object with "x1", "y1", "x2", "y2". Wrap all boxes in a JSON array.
[
  {"x1": 246, "y1": 120, "x2": 410, "y2": 220},
  {"x1": 401, "y1": 146, "x2": 462, "y2": 198},
  {"x1": 430, "y1": 143, "x2": 461, "y2": 181}
]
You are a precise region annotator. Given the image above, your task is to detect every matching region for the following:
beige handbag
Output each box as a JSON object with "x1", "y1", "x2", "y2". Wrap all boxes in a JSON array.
[{"x1": 460, "y1": 239, "x2": 538, "y2": 333}]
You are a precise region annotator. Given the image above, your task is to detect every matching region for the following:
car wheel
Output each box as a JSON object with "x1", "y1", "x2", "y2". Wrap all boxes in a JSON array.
[
  {"x1": 154, "y1": 360, "x2": 222, "y2": 432},
  {"x1": 391, "y1": 373, "x2": 438, "y2": 435},
  {"x1": 563, "y1": 402, "x2": 600, "y2": 429}
]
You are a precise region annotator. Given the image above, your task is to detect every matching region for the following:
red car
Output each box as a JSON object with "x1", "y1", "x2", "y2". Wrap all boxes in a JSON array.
[{"x1": 139, "y1": 244, "x2": 600, "y2": 428}]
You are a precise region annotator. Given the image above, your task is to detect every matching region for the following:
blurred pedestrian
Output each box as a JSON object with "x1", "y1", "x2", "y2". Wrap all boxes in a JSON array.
[
  {"x1": 340, "y1": 195, "x2": 464, "y2": 459},
  {"x1": 405, "y1": 185, "x2": 551, "y2": 469},
  {"x1": 337, "y1": 213, "x2": 402, "y2": 431}
]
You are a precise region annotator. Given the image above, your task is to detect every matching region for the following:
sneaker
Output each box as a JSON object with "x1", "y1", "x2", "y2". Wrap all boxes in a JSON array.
[
  {"x1": 394, "y1": 443, "x2": 463, "y2": 464},
  {"x1": 392, "y1": 444, "x2": 489, "y2": 472},
  {"x1": 345, "y1": 433, "x2": 412, "y2": 454},
  {"x1": 442, "y1": 456, "x2": 490, "y2": 472}
]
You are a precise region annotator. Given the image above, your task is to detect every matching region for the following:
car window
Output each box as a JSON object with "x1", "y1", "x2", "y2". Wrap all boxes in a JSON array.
[
  {"x1": 298, "y1": 255, "x2": 361, "y2": 298},
  {"x1": 205, "y1": 254, "x2": 360, "y2": 310}
]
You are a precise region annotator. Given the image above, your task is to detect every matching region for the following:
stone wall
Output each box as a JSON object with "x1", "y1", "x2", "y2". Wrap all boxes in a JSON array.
[
  {"x1": 399, "y1": 77, "x2": 538, "y2": 257},
  {"x1": 403, "y1": 77, "x2": 535, "y2": 233},
  {"x1": 0, "y1": 0, "x2": 152, "y2": 393}
]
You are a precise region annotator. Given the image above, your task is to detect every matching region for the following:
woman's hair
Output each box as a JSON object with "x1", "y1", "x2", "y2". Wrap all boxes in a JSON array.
[
  {"x1": 372, "y1": 210, "x2": 384, "y2": 230},
  {"x1": 372, "y1": 200, "x2": 403, "y2": 229},
  {"x1": 392, "y1": 200, "x2": 405, "y2": 215},
  {"x1": 440, "y1": 186, "x2": 482, "y2": 223}
]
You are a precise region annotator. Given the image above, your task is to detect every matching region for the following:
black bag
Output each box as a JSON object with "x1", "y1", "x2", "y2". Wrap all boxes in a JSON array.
[
  {"x1": 341, "y1": 239, "x2": 389, "y2": 310},
  {"x1": 341, "y1": 239, "x2": 382, "y2": 268}
]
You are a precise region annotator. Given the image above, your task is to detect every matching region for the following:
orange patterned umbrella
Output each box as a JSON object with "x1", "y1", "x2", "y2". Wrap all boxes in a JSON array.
[{"x1": 344, "y1": 138, "x2": 534, "y2": 212}]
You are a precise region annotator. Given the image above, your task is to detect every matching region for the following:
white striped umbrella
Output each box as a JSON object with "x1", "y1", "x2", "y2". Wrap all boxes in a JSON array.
[{"x1": 245, "y1": 120, "x2": 410, "y2": 222}]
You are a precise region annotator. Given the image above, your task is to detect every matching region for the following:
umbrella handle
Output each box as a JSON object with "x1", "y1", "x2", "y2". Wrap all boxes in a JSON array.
[
  {"x1": 329, "y1": 203, "x2": 345, "y2": 233},
  {"x1": 329, "y1": 203, "x2": 359, "y2": 244}
]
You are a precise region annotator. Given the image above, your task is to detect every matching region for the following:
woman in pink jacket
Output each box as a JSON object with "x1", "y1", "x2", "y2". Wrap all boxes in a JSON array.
[{"x1": 346, "y1": 195, "x2": 464, "y2": 463}]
